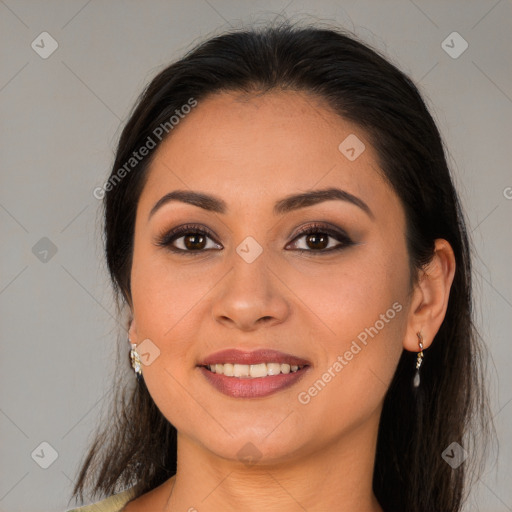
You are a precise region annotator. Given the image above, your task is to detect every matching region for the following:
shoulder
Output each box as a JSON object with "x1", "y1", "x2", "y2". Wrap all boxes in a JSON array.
[{"x1": 66, "y1": 485, "x2": 138, "y2": 512}]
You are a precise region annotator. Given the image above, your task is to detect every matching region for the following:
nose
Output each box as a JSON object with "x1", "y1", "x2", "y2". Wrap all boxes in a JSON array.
[{"x1": 211, "y1": 252, "x2": 291, "y2": 332}]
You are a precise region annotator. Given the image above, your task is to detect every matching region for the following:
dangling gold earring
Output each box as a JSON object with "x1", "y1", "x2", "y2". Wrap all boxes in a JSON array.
[
  {"x1": 129, "y1": 339, "x2": 143, "y2": 382},
  {"x1": 413, "y1": 331, "x2": 424, "y2": 388}
]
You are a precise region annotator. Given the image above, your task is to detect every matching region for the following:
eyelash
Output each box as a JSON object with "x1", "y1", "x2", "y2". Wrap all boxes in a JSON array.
[
  {"x1": 156, "y1": 223, "x2": 354, "y2": 256},
  {"x1": 154, "y1": 222, "x2": 354, "y2": 256}
]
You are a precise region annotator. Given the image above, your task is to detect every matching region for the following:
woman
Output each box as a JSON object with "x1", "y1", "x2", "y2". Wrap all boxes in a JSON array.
[{"x1": 67, "y1": 20, "x2": 493, "y2": 512}]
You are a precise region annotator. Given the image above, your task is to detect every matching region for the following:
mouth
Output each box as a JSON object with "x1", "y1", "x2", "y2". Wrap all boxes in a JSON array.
[{"x1": 197, "y1": 348, "x2": 311, "y2": 398}]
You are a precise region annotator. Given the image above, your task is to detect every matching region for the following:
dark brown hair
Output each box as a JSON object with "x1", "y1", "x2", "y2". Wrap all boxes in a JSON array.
[{"x1": 70, "y1": 20, "x2": 495, "y2": 512}]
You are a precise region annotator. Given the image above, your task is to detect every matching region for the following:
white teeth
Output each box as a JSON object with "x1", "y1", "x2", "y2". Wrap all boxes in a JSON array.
[
  {"x1": 233, "y1": 364, "x2": 250, "y2": 377},
  {"x1": 266, "y1": 363, "x2": 281, "y2": 375},
  {"x1": 223, "y1": 363, "x2": 234, "y2": 376},
  {"x1": 249, "y1": 363, "x2": 267, "y2": 378},
  {"x1": 206, "y1": 363, "x2": 304, "y2": 377}
]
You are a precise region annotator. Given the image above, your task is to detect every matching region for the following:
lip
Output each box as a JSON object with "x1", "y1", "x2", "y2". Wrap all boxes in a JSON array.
[
  {"x1": 197, "y1": 349, "x2": 312, "y2": 399},
  {"x1": 197, "y1": 348, "x2": 311, "y2": 367},
  {"x1": 198, "y1": 365, "x2": 311, "y2": 398}
]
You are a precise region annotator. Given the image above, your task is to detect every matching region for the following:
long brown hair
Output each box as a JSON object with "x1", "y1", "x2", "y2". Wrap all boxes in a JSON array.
[{"x1": 70, "y1": 20, "x2": 495, "y2": 511}]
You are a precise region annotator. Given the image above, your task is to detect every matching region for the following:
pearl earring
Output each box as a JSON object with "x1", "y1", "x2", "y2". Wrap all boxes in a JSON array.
[
  {"x1": 413, "y1": 331, "x2": 424, "y2": 388},
  {"x1": 129, "y1": 339, "x2": 143, "y2": 382}
]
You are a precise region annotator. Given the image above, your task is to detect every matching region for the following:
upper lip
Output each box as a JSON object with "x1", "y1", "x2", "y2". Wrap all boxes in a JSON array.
[{"x1": 198, "y1": 349, "x2": 311, "y2": 367}]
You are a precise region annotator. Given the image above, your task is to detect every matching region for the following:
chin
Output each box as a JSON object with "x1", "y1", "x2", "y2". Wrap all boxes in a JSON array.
[{"x1": 195, "y1": 428, "x2": 309, "y2": 467}]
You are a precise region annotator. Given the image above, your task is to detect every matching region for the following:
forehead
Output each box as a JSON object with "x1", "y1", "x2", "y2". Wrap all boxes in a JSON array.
[{"x1": 138, "y1": 90, "x2": 399, "y2": 220}]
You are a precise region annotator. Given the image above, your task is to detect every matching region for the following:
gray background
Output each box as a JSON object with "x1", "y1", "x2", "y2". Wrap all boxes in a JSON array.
[{"x1": 0, "y1": 1, "x2": 511, "y2": 511}]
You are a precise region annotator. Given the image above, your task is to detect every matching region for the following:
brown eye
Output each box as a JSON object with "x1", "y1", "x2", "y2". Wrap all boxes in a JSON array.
[
  {"x1": 287, "y1": 223, "x2": 354, "y2": 253},
  {"x1": 155, "y1": 224, "x2": 221, "y2": 255},
  {"x1": 303, "y1": 233, "x2": 329, "y2": 250},
  {"x1": 182, "y1": 233, "x2": 207, "y2": 251}
]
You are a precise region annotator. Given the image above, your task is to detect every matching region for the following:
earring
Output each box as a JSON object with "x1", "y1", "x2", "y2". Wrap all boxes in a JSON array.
[
  {"x1": 129, "y1": 340, "x2": 143, "y2": 382},
  {"x1": 412, "y1": 331, "x2": 424, "y2": 388}
]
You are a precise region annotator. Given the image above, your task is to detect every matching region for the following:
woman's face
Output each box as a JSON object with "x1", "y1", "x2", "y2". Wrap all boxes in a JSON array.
[{"x1": 129, "y1": 90, "x2": 412, "y2": 464}]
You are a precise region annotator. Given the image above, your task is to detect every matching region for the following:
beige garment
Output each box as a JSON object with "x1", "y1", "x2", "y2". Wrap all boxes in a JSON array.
[{"x1": 66, "y1": 485, "x2": 138, "y2": 512}]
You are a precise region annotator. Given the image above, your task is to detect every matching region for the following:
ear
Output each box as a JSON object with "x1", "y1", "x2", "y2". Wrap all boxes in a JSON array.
[
  {"x1": 128, "y1": 316, "x2": 138, "y2": 344},
  {"x1": 403, "y1": 238, "x2": 456, "y2": 352}
]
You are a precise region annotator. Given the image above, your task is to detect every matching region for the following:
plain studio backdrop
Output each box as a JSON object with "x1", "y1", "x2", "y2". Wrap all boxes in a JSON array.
[{"x1": 0, "y1": 1, "x2": 510, "y2": 511}]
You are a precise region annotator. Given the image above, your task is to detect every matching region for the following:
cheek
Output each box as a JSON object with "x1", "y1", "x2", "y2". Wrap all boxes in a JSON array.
[
  {"x1": 290, "y1": 250, "x2": 408, "y2": 415},
  {"x1": 131, "y1": 255, "x2": 207, "y2": 427},
  {"x1": 289, "y1": 245, "x2": 406, "y2": 338},
  {"x1": 130, "y1": 240, "x2": 199, "y2": 336}
]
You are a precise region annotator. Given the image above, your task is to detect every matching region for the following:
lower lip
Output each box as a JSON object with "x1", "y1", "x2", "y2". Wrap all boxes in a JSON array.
[{"x1": 198, "y1": 366, "x2": 310, "y2": 398}]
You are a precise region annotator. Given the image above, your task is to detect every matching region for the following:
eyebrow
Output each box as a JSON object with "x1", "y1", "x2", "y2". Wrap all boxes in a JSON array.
[{"x1": 148, "y1": 187, "x2": 374, "y2": 221}]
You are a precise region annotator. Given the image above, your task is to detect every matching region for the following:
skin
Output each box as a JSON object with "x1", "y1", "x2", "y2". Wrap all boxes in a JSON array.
[{"x1": 124, "y1": 90, "x2": 456, "y2": 511}]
